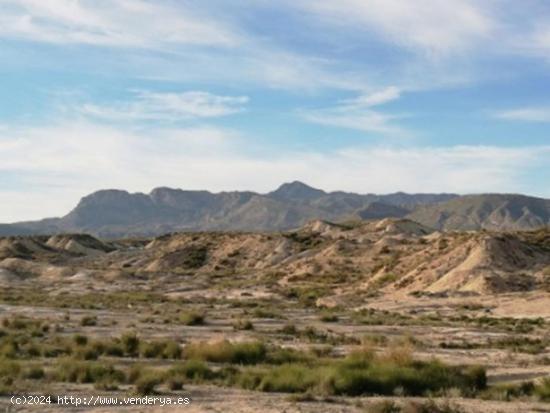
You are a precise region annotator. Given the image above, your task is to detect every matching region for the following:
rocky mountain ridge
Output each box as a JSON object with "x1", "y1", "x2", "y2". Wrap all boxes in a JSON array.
[{"x1": 2, "y1": 182, "x2": 549, "y2": 238}]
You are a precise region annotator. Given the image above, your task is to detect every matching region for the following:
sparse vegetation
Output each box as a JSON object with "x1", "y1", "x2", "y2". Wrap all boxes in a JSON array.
[
  {"x1": 184, "y1": 340, "x2": 267, "y2": 365},
  {"x1": 80, "y1": 315, "x2": 97, "y2": 326},
  {"x1": 0, "y1": 224, "x2": 549, "y2": 411},
  {"x1": 178, "y1": 311, "x2": 205, "y2": 326},
  {"x1": 233, "y1": 318, "x2": 254, "y2": 330}
]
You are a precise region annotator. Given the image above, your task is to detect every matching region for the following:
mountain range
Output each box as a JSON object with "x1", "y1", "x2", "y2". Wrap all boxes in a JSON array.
[{"x1": 1, "y1": 181, "x2": 549, "y2": 238}]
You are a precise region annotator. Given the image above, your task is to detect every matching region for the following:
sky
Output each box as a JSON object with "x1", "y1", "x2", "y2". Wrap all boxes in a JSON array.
[{"x1": 1, "y1": 0, "x2": 550, "y2": 222}]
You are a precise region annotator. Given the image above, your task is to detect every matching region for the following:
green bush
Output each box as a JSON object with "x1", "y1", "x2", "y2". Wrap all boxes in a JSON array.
[
  {"x1": 320, "y1": 313, "x2": 339, "y2": 323},
  {"x1": 481, "y1": 381, "x2": 534, "y2": 401},
  {"x1": 73, "y1": 334, "x2": 88, "y2": 346},
  {"x1": 0, "y1": 359, "x2": 21, "y2": 379},
  {"x1": 279, "y1": 324, "x2": 298, "y2": 335},
  {"x1": 73, "y1": 345, "x2": 99, "y2": 360},
  {"x1": 163, "y1": 340, "x2": 182, "y2": 359},
  {"x1": 179, "y1": 312, "x2": 205, "y2": 326},
  {"x1": 80, "y1": 316, "x2": 97, "y2": 327},
  {"x1": 267, "y1": 347, "x2": 311, "y2": 365},
  {"x1": 184, "y1": 340, "x2": 267, "y2": 365},
  {"x1": 22, "y1": 366, "x2": 45, "y2": 380},
  {"x1": 230, "y1": 351, "x2": 486, "y2": 397},
  {"x1": 121, "y1": 332, "x2": 140, "y2": 356},
  {"x1": 167, "y1": 360, "x2": 215, "y2": 382},
  {"x1": 135, "y1": 375, "x2": 161, "y2": 395},
  {"x1": 139, "y1": 341, "x2": 166, "y2": 359},
  {"x1": 54, "y1": 359, "x2": 124, "y2": 384},
  {"x1": 233, "y1": 319, "x2": 254, "y2": 330},
  {"x1": 257, "y1": 364, "x2": 319, "y2": 393},
  {"x1": 102, "y1": 341, "x2": 124, "y2": 357},
  {"x1": 127, "y1": 364, "x2": 146, "y2": 384},
  {"x1": 136, "y1": 339, "x2": 181, "y2": 359},
  {"x1": 535, "y1": 377, "x2": 550, "y2": 401},
  {"x1": 0, "y1": 339, "x2": 18, "y2": 359}
]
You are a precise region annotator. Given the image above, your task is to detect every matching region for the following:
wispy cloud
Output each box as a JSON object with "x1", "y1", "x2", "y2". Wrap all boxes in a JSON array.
[
  {"x1": 492, "y1": 107, "x2": 550, "y2": 122},
  {"x1": 78, "y1": 91, "x2": 249, "y2": 122},
  {"x1": 289, "y1": 0, "x2": 493, "y2": 56},
  {"x1": 299, "y1": 87, "x2": 407, "y2": 135},
  {"x1": 0, "y1": 0, "x2": 240, "y2": 47},
  {"x1": 342, "y1": 87, "x2": 401, "y2": 108},
  {"x1": 0, "y1": 1, "x2": 379, "y2": 93}
]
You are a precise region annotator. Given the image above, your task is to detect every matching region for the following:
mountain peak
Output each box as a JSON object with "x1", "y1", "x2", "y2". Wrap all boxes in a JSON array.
[{"x1": 269, "y1": 181, "x2": 326, "y2": 201}]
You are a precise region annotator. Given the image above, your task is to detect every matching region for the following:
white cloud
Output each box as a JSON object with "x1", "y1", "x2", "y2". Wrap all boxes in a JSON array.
[
  {"x1": 0, "y1": 1, "x2": 379, "y2": 93},
  {"x1": 79, "y1": 91, "x2": 249, "y2": 121},
  {"x1": 343, "y1": 87, "x2": 401, "y2": 108},
  {"x1": 493, "y1": 107, "x2": 550, "y2": 122},
  {"x1": 301, "y1": 110, "x2": 406, "y2": 136},
  {"x1": 0, "y1": 0, "x2": 239, "y2": 47},
  {"x1": 299, "y1": 87, "x2": 407, "y2": 135},
  {"x1": 291, "y1": 0, "x2": 493, "y2": 56},
  {"x1": 1, "y1": 120, "x2": 548, "y2": 222}
]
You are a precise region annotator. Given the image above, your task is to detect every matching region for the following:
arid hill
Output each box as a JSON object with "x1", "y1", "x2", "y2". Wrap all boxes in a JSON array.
[{"x1": 1, "y1": 219, "x2": 549, "y2": 299}]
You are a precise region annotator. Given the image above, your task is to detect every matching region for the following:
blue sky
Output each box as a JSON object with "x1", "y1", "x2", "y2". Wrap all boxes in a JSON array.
[{"x1": 1, "y1": 0, "x2": 550, "y2": 222}]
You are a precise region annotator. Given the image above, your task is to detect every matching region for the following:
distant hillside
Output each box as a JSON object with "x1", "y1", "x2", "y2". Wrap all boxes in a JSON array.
[
  {"x1": 408, "y1": 194, "x2": 550, "y2": 231},
  {"x1": 353, "y1": 202, "x2": 410, "y2": 220},
  {"x1": 0, "y1": 182, "x2": 458, "y2": 238},
  {"x1": 14, "y1": 183, "x2": 550, "y2": 237}
]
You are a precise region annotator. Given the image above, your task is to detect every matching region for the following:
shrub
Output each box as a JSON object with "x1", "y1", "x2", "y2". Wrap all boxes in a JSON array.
[
  {"x1": 42, "y1": 345, "x2": 69, "y2": 358},
  {"x1": 0, "y1": 359, "x2": 21, "y2": 380},
  {"x1": 22, "y1": 366, "x2": 45, "y2": 380},
  {"x1": 127, "y1": 364, "x2": 146, "y2": 384},
  {"x1": 55, "y1": 359, "x2": 124, "y2": 384},
  {"x1": 252, "y1": 308, "x2": 282, "y2": 319},
  {"x1": 280, "y1": 324, "x2": 298, "y2": 335},
  {"x1": 184, "y1": 340, "x2": 267, "y2": 365},
  {"x1": 233, "y1": 319, "x2": 254, "y2": 331},
  {"x1": 139, "y1": 341, "x2": 167, "y2": 359},
  {"x1": 167, "y1": 377, "x2": 184, "y2": 390},
  {"x1": 320, "y1": 313, "x2": 339, "y2": 323},
  {"x1": 0, "y1": 340, "x2": 18, "y2": 359},
  {"x1": 103, "y1": 342, "x2": 124, "y2": 357},
  {"x1": 369, "y1": 400, "x2": 401, "y2": 413},
  {"x1": 167, "y1": 360, "x2": 214, "y2": 382},
  {"x1": 94, "y1": 379, "x2": 119, "y2": 391},
  {"x1": 121, "y1": 332, "x2": 140, "y2": 357},
  {"x1": 163, "y1": 340, "x2": 182, "y2": 359},
  {"x1": 135, "y1": 375, "x2": 161, "y2": 395},
  {"x1": 73, "y1": 346, "x2": 99, "y2": 360},
  {"x1": 73, "y1": 334, "x2": 88, "y2": 346},
  {"x1": 80, "y1": 316, "x2": 97, "y2": 327},
  {"x1": 234, "y1": 355, "x2": 487, "y2": 398},
  {"x1": 258, "y1": 364, "x2": 318, "y2": 393},
  {"x1": 535, "y1": 377, "x2": 550, "y2": 401},
  {"x1": 0, "y1": 380, "x2": 14, "y2": 396},
  {"x1": 179, "y1": 312, "x2": 205, "y2": 326},
  {"x1": 267, "y1": 347, "x2": 311, "y2": 365},
  {"x1": 379, "y1": 343, "x2": 414, "y2": 367}
]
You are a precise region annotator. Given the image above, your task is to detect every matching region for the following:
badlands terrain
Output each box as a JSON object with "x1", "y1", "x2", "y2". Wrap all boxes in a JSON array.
[{"x1": 0, "y1": 218, "x2": 549, "y2": 412}]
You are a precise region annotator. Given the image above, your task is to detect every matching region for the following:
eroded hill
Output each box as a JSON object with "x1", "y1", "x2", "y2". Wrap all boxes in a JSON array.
[{"x1": 1, "y1": 219, "x2": 549, "y2": 301}]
